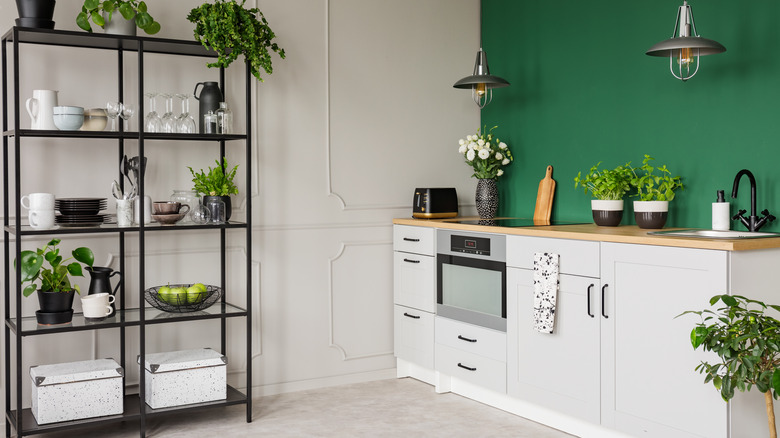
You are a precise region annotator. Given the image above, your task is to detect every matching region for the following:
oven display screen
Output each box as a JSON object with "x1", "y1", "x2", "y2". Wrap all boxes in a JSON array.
[{"x1": 451, "y1": 235, "x2": 490, "y2": 255}]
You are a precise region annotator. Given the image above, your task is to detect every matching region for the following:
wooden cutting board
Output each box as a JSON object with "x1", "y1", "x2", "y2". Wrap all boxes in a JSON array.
[{"x1": 534, "y1": 165, "x2": 555, "y2": 223}]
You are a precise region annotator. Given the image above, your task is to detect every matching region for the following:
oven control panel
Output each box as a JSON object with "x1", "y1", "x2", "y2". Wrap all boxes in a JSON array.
[{"x1": 451, "y1": 234, "x2": 491, "y2": 256}]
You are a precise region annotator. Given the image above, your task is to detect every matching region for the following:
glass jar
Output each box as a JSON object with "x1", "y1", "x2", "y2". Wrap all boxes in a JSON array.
[
  {"x1": 203, "y1": 110, "x2": 217, "y2": 134},
  {"x1": 204, "y1": 196, "x2": 226, "y2": 224},
  {"x1": 216, "y1": 102, "x2": 233, "y2": 134},
  {"x1": 170, "y1": 190, "x2": 200, "y2": 223}
]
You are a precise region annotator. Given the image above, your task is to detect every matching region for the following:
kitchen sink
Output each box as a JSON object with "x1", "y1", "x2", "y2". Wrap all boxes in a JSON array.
[{"x1": 649, "y1": 229, "x2": 780, "y2": 239}]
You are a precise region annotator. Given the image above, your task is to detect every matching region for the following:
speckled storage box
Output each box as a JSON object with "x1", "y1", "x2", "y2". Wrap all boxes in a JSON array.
[
  {"x1": 140, "y1": 348, "x2": 226, "y2": 409},
  {"x1": 30, "y1": 358, "x2": 124, "y2": 425}
]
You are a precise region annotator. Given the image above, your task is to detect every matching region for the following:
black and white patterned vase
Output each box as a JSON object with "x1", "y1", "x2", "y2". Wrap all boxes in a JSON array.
[{"x1": 475, "y1": 178, "x2": 498, "y2": 219}]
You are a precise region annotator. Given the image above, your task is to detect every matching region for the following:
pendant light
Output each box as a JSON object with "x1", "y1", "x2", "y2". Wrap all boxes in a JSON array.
[
  {"x1": 453, "y1": 3, "x2": 509, "y2": 108},
  {"x1": 645, "y1": 0, "x2": 725, "y2": 82}
]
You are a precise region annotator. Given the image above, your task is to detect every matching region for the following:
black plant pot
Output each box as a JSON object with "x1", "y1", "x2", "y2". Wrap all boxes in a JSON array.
[
  {"x1": 634, "y1": 212, "x2": 668, "y2": 229},
  {"x1": 15, "y1": 0, "x2": 56, "y2": 20},
  {"x1": 36, "y1": 289, "x2": 75, "y2": 324},
  {"x1": 203, "y1": 195, "x2": 232, "y2": 222}
]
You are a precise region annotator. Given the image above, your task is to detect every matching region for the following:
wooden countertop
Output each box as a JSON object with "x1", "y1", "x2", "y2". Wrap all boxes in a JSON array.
[{"x1": 392, "y1": 218, "x2": 780, "y2": 251}]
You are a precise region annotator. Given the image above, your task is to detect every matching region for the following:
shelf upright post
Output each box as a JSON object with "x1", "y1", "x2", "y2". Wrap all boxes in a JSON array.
[
  {"x1": 11, "y1": 29, "x2": 22, "y2": 438},
  {"x1": 137, "y1": 39, "x2": 147, "y2": 438},
  {"x1": 219, "y1": 67, "x2": 227, "y2": 357},
  {"x1": 117, "y1": 42, "x2": 127, "y2": 402},
  {"x1": 244, "y1": 60, "x2": 253, "y2": 423},
  {"x1": 1, "y1": 29, "x2": 9, "y2": 438}
]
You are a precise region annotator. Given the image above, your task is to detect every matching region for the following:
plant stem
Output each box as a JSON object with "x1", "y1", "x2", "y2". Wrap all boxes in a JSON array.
[{"x1": 766, "y1": 390, "x2": 777, "y2": 438}]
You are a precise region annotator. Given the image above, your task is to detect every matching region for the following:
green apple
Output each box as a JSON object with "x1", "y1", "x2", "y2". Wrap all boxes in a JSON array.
[
  {"x1": 168, "y1": 287, "x2": 187, "y2": 305},
  {"x1": 157, "y1": 286, "x2": 172, "y2": 303},
  {"x1": 192, "y1": 283, "x2": 207, "y2": 293},
  {"x1": 186, "y1": 285, "x2": 204, "y2": 304}
]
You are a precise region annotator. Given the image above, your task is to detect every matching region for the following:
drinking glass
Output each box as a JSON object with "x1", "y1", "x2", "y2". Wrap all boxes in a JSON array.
[
  {"x1": 175, "y1": 94, "x2": 196, "y2": 134},
  {"x1": 144, "y1": 92, "x2": 162, "y2": 133},
  {"x1": 119, "y1": 103, "x2": 136, "y2": 131},
  {"x1": 160, "y1": 93, "x2": 176, "y2": 133},
  {"x1": 106, "y1": 101, "x2": 121, "y2": 131}
]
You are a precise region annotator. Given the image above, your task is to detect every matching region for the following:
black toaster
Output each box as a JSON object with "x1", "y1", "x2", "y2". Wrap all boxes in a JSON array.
[{"x1": 412, "y1": 188, "x2": 458, "y2": 219}]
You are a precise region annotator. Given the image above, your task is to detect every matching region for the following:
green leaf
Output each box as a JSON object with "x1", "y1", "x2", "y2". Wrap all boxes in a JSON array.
[
  {"x1": 135, "y1": 12, "x2": 152, "y2": 29},
  {"x1": 67, "y1": 263, "x2": 84, "y2": 278},
  {"x1": 92, "y1": 10, "x2": 105, "y2": 27},
  {"x1": 19, "y1": 251, "x2": 43, "y2": 282},
  {"x1": 76, "y1": 12, "x2": 92, "y2": 32},
  {"x1": 137, "y1": 1, "x2": 148, "y2": 13},
  {"x1": 772, "y1": 369, "x2": 780, "y2": 394},
  {"x1": 721, "y1": 295, "x2": 738, "y2": 307},
  {"x1": 691, "y1": 327, "x2": 708, "y2": 349},
  {"x1": 22, "y1": 284, "x2": 37, "y2": 297},
  {"x1": 84, "y1": 0, "x2": 100, "y2": 10},
  {"x1": 72, "y1": 247, "x2": 94, "y2": 267},
  {"x1": 118, "y1": 3, "x2": 134, "y2": 20}
]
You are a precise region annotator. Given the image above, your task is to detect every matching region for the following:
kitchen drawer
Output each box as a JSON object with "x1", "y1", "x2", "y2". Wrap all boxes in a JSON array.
[
  {"x1": 394, "y1": 305, "x2": 434, "y2": 368},
  {"x1": 394, "y1": 251, "x2": 435, "y2": 312},
  {"x1": 435, "y1": 317, "x2": 506, "y2": 362},
  {"x1": 435, "y1": 343, "x2": 506, "y2": 394},
  {"x1": 506, "y1": 235, "x2": 599, "y2": 277},
  {"x1": 393, "y1": 225, "x2": 435, "y2": 256}
]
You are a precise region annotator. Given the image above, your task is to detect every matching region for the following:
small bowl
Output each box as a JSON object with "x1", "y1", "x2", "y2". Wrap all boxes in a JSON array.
[
  {"x1": 152, "y1": 212, "x2": 185, "y2": 225},
  {"x1": 153, "y1": 201, "x2": 181, "y2": 215},
  {"x1": 53, "y1": 114, "x2": 84, "y2": 131},
  {"x1": 81, "y1": 108, "x2": 107, "y2": 131},
  {"x1": 53, "y1": 106, "x2": 84, "y2": 115}
]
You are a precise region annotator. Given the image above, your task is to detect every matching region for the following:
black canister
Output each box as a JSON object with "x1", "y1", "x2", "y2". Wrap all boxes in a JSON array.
[{"x1": 193, "y1": 81, "x2": 223, "y2": 134}]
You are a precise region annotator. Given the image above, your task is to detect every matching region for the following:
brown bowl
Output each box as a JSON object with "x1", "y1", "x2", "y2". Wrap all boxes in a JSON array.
[{"x1": 153, "y1": 201, "x2": 181, "y2": 215}]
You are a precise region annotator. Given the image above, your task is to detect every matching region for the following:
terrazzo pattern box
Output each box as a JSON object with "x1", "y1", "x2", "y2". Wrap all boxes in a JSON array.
[
  {"x1": 30, "y1": 358, "x2": 124, "y2": 425},
  {"x1": 140, "y1": 348, "x2": 227, "y2": 409}
]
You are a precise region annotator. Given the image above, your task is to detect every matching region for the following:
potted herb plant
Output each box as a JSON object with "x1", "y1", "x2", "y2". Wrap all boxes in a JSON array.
[
  {"x1": 187, "y1": 0, "x2": 286, "y2": 82},
  {"x1": 457, "y1": 125, "x2": 514, "y2": 219},
  {"x1": 188, "y1": 157, "x2": 239, "y2": 221},
  {"x1": 17, "y1": 239, "x2": 94, "y2": 324},
  {"x1": 76, "y1": 0, "x2": 160, "y2": 36},
  {"x1": 574, "y1": 161, "x2": 633, "y2": 226},
  {"x1": 630, "y1": 154, "x2": 684, "y2": 229},
  {"x1": 679, "y1": 295, "x2": 780, "y2": 438}
]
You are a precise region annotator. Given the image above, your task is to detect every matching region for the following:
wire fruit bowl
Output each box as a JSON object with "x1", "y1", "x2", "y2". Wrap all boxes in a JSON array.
[{"x1": 144, "y1": 284, "x2": 222, "y2": 313}]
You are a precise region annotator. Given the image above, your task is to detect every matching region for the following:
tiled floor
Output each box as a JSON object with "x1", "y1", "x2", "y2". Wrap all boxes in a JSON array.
[{"x1": 37, "y1": 378, "x2": 574, "y2": 437}]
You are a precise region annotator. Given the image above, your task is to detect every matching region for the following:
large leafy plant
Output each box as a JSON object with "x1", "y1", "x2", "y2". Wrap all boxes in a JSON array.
[
  {"x1": 679, "y1": 295, "x2": 780, "y2": 438},
  {"x1": 188, "y1": 157, "x2": 239, "y2": 197},
  {"x1": 17, "y1": 239, "x2": 94, "y2": 297},
  {"x1": 187, "y1": 0, "x2": 286, "y2": 82},
  {"x1": 574, "y1": 162, "x2": 633, "y2": 200},
  {"x1": 457, "y1": 125, "x2": 513, "y2": 180},
  {"x1": 77, "y1": 0, "x2": 160, "y2": 35},
  {"x1": 630, "y1": 154, "x2": 684, "y2": 201}
]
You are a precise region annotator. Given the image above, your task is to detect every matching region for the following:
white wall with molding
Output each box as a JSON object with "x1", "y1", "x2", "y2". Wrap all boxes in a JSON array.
[{"x1": 0, "y1": 0, "x2": 479, "y2": 412}]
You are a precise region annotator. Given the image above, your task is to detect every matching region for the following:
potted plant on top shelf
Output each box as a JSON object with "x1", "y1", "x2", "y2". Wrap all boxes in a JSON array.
[
  {"x1": 188, "y1": 157, "x2": 239, "y2": 222},
  {"x1": 187, "y1": 0, "x2": 286, "y2": 82},
  {"x1": 17, "y1": 239, "x2": 94, "y2": 325},
  {"x1": 77, "y1": 0, "x2": 160, "y2": 36},
  {"x1": 630, "y1": 154, "x2": 684, "y2": 229},
  {"x1": 574, "y1": 161, "x2": 633, "y2": 226},
  {"x1": 15, "y1": 0, "x2": 56, "y2": 29}
]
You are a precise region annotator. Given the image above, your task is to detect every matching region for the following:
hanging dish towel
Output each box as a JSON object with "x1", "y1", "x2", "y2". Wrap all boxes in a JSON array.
[{"x1": 533, "y1": 252, "x2": 560, "y2": 334}]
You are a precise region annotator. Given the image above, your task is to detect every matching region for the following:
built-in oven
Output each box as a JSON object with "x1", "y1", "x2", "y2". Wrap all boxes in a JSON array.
[{"x1": 436, "y1": 229, "x2": 506, "y2": 332}]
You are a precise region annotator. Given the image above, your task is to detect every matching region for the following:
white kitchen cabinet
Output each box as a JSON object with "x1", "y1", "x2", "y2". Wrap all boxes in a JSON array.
[
  {"x1": 394, "y1": 305, "x2": 434, "y2": 369},
  {"x1": 600, "y1": 242, "x2": 728, "y2": 438}
]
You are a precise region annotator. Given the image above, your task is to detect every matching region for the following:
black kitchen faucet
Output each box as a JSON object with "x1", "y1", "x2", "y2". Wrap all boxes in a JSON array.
[{"x1": 731, "y1": 169, "x2": 776, "y2": 231}]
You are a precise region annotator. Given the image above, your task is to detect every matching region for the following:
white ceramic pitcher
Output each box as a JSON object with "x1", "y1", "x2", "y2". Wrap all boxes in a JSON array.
[{"x1": 25, "y1": 90, "x2": 58, "y2": 130}]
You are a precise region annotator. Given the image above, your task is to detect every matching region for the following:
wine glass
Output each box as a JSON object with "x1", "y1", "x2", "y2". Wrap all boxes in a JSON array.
[
  {"x1": 106, "y1": 101, "x2": 121, "y2": 131},
  {"x1": 119, "y1": 103, "x2": 136, "y2": 131},
  {"x1": 144, "y1": 92, "x2": 162, "y2": 133},
  {"x1": 160, "y1": 93, "x2": 176, "y2": 133},
  {"x1": 175, "y1": 94, "x2": 196, "y2": 134}
]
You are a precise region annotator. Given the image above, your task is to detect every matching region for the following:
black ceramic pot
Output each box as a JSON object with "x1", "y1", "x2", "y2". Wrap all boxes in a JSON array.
[
  {"x1": 15, "y1": 0, "x2": 56, "y2": 20},
  {"x1": 633, "y1": 201, "x2": 669, "y2": 229},
  {"x1": 591, "y1": 200, "x2": 624, "y2": 227},
  {"x1": 36, "y1": 289, "x2": 75, "y2": 324}
]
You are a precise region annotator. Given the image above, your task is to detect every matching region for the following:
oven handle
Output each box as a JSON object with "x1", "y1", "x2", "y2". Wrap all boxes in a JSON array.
[
  {"x1": 587, "y1": 284, "x2": 594, "y2": 318},
  {"x1": 457, "y1": 363, "x2": 477, "y2": 372},
  {"x1": 403, "y1": 312, "x2": 421, "y2": 319},
  {"x1": 457, "y1": 335, "x2": 477, "y2": 343},
  {"x1": 403, "y1": 258, "x2": 420, "y2": 264},
  {"x1": 601, "y1": 284, "x2": 609, "y2": 319}
]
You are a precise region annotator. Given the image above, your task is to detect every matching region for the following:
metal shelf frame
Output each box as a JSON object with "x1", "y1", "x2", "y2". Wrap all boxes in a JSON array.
[{"x1": 2, "y1": 27, "x2": 253, "y2": 437}]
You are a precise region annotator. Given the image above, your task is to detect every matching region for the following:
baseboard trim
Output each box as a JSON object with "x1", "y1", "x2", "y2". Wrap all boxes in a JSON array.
[{"x1": 245, "y1": 368, "x2": 398, "y2": 397}]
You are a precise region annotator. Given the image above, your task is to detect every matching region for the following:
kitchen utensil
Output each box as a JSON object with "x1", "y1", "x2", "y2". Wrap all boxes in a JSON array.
[
  {"x1": 106, "y1": 101, "x2": 121, "y2": 131},
  {"x1": 151, "y1": 212, "x2": 187, "y2": 225},
  {"x1": 412, "y1": 188, "x2": 458, "y2": 219},
  {"x1": 533, "y1": 165, "x2": 555, "y2": 223},
  {"x1": 21, "y1": 192, "x2": 55, "y2": 210},
  {"x1": 193, "y1": 81, "x2": 223, "y2": 133},
  {"x1": 175, "y1": 94, "x2": 196, "y2": 133},
  {"x1": 144, "y1": 284, "x2": 222, "y2": 312},
  {"x1": 111, "y1": 180, "x2": 122, "y2": 200},
  {"x1": 134, "y1": 195, "x2": 152, "y2": 224},
  {"x1": 26, "y1": 89, "x2": 58, "y2": 130},
  {"x1": 29, "y1": 209, "x2": 55, "y2": 229},
  {"x1": 116, "y1": 199, "x2": 132, "y2": 226},
  {"x1": 160, "y1": 93, "x2": 177, "y2": 133},
  {"x1": 144, "y1": 92, "x2": 162, "y2": 133},
  {"x1": 81, "y1": 108, "x2": 108, "y2": 131},
  {"x1": 81, "y1": 292, "x2": 115, "y2": 319},
  {"x1": 119, "y1": 103, "x2": 135, "y2": 130}
]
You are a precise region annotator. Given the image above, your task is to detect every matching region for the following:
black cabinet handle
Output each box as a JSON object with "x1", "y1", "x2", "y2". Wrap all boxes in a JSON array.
[
  {"x1": 457, "y1": 363, "x2": 477, "y2": 371},
  {"x1": 403, "y1": 237, "x2": 420, "y2": 242},
  {"x1": 601, "y1": 284, "x2": 609, "y2": 319},
  {"x1": 587, "y1": 284, "x2": 594, "y2": 318},
  {"x1": 403, "y1": 312, "x2": 420, "y2": 319},
  {"x1": 403, "y1": 258, "x2": 420, "y2": 264},
  {"x1": 457, "y1": 335, "x2": 477, "y2": 343}
]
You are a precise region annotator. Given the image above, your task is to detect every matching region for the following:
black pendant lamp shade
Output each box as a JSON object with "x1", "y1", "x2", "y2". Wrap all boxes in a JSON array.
[
  {"x1": 645, "y1": 0, "x2": 725, "y2": 81},
  {"x1": 453, "y1": 49, "x2": 509, "y2": 108}
]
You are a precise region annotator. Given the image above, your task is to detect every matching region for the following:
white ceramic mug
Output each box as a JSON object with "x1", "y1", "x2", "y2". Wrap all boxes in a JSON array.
[
  {"x1": 21, "y1": 192, "x2": 55, "y2": 210},
  {"x1": 81, "y1": 293, "x2": 115, "y2": 319},
  {"x1": 25, "y1": 89, "x2": 58, "y2": 130},
  {"x1": 116, "y1": 199, "x2": 133, "y2": 227},
  {"x1": 29, "y1": 209, "x2": 55, "y2": 229},
  {"x1": 134, "y1": 195, "x2": 152, "y2": 225}
]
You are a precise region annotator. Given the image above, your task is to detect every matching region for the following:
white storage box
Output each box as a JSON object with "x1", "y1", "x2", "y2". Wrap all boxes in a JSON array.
[
  {"x1": 30, "y1": 358, "x2": 123, "y2": 425},
  {"x1": 140, "y1": 348, "x2": 227, "y2": 409}
]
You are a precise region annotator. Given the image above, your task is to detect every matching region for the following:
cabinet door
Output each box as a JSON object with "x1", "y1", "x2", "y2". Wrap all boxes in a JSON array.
[
  {"x1": 601, "y1": 243, "x2": 728, "y2": 438},
  {"x1": 393, "y1": 251, "x2": 435, "y2": 312},
  {"x1": 507, "y1": 267, "x2": 601, "y2": 423},
  {"x1": 394, "y1": 305, "x2": 434, "y2": 368}
]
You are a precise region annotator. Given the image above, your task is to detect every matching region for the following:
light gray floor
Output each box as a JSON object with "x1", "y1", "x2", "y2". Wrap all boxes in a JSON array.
[{"x1": 38, "y1": 378, "x2": 575, "y2": 437}]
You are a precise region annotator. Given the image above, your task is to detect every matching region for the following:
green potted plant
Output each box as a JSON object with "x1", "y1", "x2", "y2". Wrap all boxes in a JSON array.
[
  {"x1": 187, "y1": 0, "x2": 286, "y2": 82},
  {"x1": 17, "y1": 238, "x2": 94, "y2": 324},
  {"x1": 574, "y1": 161, "x2": 633, "y2": 226},
  {"x1": 457, "y1": 125, "x2": 514, "y2": 219},
  {"x1": 188, "y1": 157, "x2": 239, "y2": 221},
  {"x1": 76, "y1": 0, "x2": 160, "y2": 36},
  {"x1": 679, "y1": 294, "x2": 780, "y2": 438},
  {"x1": 629, "y1": 154, "x2": 684, "y2": 229}
]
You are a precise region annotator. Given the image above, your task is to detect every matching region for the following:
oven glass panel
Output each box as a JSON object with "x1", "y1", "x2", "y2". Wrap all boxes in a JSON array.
[{"x1": 440, "y1": 263, "x2": 503, "y2": 317}]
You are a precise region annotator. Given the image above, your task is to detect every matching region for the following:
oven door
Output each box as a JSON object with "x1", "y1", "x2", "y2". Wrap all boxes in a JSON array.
[{"x1": 436, "y1": 254, "x2": 507, "y2": 332}]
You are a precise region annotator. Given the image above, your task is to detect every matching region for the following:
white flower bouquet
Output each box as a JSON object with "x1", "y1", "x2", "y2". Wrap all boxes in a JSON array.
[{"x1": 458, "y1": 125, "x2": 513, "y2": 180}]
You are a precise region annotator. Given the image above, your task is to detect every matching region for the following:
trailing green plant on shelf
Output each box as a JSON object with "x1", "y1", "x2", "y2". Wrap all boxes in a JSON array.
[
  {"x1": 630, "y1": 154, "x2": 684, "y2": 201},
  {"x1": 76, "y1": 0, "x2": 160, "y2": 35},
  {"x1": 187, "y1": 0, "x2": 286, "y2": 82},
  {"x1": 17, "y1": 239, "x2": 94, "y2": 297},
  {"x1": 573, "y1": 161, "x2": 633, "y2": 200},
  {"x1": 188, "y1": 157, "x2": 239, "y2": 197}
]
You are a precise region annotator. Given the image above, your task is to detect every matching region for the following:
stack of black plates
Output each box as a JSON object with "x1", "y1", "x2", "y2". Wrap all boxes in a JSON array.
[{"x1": 55, "y1": 198, "x2": 108, "y2": 227}]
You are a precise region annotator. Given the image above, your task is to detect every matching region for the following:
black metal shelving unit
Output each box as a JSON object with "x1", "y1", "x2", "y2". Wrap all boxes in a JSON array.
[{"x1": 2, "y1": 27, "x2": 253, "y2": 437}]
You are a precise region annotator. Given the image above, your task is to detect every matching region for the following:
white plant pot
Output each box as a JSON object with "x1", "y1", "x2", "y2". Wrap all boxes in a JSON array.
[
  {"x1": 633, "y1": 200, "x2": 669, "y2": 229},
  {"x1": 591, "y1": 200, "x2": 624, "y2": 227}
]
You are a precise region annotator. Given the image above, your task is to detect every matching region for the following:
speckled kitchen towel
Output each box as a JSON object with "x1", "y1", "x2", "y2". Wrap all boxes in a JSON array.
[{"x1": 533, "y1": 252, "x2": 560, "y2": 334}]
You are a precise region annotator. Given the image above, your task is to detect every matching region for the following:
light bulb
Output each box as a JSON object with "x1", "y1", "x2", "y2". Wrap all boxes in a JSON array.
[
  {"x1": 475, "y1": 82, "x2": 487, "y2": 97},
  {"x1": 678, "y1": 47, "x2": 694, "y2": 66}
]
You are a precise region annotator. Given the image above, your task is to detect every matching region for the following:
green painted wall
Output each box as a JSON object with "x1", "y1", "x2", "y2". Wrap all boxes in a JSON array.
[{"x1": 483, "y1": 0, "x2": 780, "y2": 230}]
